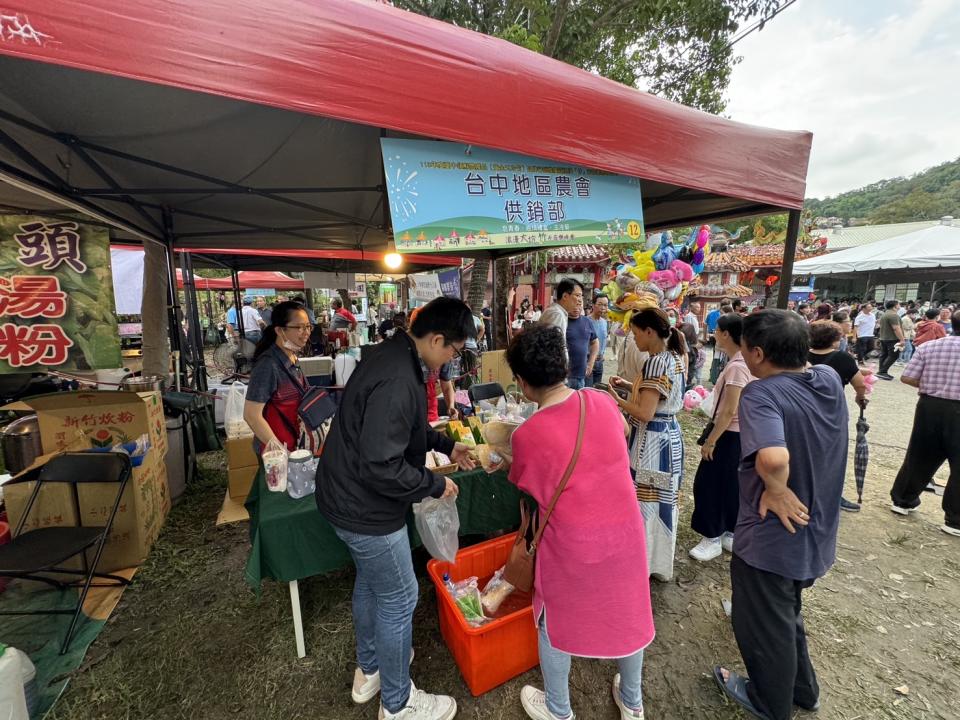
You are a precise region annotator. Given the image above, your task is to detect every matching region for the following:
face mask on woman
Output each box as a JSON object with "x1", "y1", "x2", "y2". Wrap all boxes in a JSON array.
[
  {"x1": 668, "y1": 316, "x2": 677, "y2": 327},
  {"x1": 279, "y1": 328, "x2": 302, "y2": 352}
]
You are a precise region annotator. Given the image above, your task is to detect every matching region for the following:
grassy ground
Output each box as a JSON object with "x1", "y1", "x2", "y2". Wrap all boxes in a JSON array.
[{"x1": 48, "y1": 355, "x2": 959, "y2": 720}]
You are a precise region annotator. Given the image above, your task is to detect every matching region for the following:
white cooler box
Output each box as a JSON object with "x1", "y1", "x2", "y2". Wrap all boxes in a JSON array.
[{"x1": 300, "y1": 356, "x2": 334, "y2": 387}]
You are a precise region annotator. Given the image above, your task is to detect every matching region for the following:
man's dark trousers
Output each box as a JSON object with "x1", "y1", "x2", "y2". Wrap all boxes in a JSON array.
[
  {"x1": 730, "y1": 554, "x2": 819, "y2": 720},
  {"x1": 891, "y1": 394, "x2": 960, "y2": 526},
  {"x1": 855, "y1": 336, "x2": 874, "y2": 363},
  {"x1": 878, "y1": 340, "x2": 900, "y2": 374}
]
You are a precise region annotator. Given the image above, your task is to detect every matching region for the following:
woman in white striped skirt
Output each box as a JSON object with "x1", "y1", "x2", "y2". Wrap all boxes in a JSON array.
[{"x1": 608, "y1": 307, "x2": 688, "y2": 581}]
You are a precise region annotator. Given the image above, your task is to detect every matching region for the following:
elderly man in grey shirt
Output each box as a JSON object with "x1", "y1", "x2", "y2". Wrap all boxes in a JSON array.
[{"x1": 539, "y1": 277, "x2": 585, "y2": 345}]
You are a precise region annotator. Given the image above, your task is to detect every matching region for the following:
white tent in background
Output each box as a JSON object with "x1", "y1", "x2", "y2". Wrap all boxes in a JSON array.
[{"x1": 794, "y1": 218, "x2": 960, "y2": 276}]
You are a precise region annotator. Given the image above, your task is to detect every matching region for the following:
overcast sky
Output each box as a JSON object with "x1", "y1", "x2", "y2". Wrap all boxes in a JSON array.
[{"x1": 725, "y1": 0, "x2": 960, "y2": 200}]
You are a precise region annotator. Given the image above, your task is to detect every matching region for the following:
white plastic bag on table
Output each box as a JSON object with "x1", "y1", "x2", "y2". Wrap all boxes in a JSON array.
[
  {"x1": 262, "y1": 438, "x2": 289, "y2": 492},
  {"x1": 413, "y1": 495, "x2": 460, "y2": 563},
  {"x1": 224, "y1": 382, "x2": 253, "y2": 439}
]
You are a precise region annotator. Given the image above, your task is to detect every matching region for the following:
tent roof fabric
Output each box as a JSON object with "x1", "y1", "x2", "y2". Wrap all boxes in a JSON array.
[
  {"x1": 179, "y1": 271, "x2": 304, "y2": 291},
  {"x1": 816, "y1": 220, "x2": 944, "y2": 251},
  {"x1": 0, "y1": 0, "x2": 811, "y2": 256},
  {"x1": 793, "y1": 222, "x2": 960, "y2": 276}
]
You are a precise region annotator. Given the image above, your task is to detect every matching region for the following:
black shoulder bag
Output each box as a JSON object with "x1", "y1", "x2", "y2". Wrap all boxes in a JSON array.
[{"x1": 279, "y1": 361, "x2": 338, "y2": 432}]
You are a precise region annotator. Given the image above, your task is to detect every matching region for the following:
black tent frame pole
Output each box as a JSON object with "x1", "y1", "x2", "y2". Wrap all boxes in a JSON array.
[
  {"x1": 178, "y1": 251, "x2": 208, "y2": 391},
  {"x1": 162, "y1": 208, "x2": 184, "y2": 386},
  {"x1": 776, "y1": 209, "x2": 802, "y2": 309},
  {"x1": 232, "y1": 271, "x2": 245, "y2": 340}
]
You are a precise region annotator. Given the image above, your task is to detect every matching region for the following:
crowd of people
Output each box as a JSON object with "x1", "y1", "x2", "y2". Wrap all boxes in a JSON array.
[{"x1": 236, "y1": 279, "x2": 958, "y2": 720}]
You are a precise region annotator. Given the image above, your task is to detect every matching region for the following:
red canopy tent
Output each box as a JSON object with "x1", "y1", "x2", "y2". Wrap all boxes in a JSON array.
[
  {"x1": 0, "y1": 0, "x2": 811, "y2": 252},
  {"x1": 0, "y1": 0, "x2": 813, "y2": 370},
  {"x1": 173, "y1": 270, "x2": 301, "y2": 291}
]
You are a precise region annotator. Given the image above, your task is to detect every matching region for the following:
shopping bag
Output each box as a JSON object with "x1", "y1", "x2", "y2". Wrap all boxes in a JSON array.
[
  {"x1": 413, "y1": 495, "x2": 460, "y2": 563},
  {"x1": 224, "y1": 382, "x2": 253, "y2": 439}
]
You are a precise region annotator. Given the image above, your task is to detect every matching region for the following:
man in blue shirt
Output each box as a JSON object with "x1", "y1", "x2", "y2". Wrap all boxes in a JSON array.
[
  {"x1": 586, "y1": 295, "x2": 609, "y2": 386},
  {"x1": 713, "y1": 310, "x2": 847, "y2": 720},
  {"x1": 705, "y1": 304, "x2": 722, "y2": 335},
  {"x1": 564, "y1": 302, "x2": 598, "y2": 390}
]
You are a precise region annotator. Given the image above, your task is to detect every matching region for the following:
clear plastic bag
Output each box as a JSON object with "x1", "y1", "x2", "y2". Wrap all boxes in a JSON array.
[
  {"x1": 413, "y1": 495, "x2": 460, "y2": 563},
  {"x1": 262, "y1": 438, "x2": 288, "y2": 492},
  {"x1": 480, "y1": 565, "x2": 515, "y2": 615},
  {"x1": 224, "y1": 382, "x2": 253, "y2": 439},
  {"x1": 443, "y1": 574, "x2": 486, "y2": 627}
]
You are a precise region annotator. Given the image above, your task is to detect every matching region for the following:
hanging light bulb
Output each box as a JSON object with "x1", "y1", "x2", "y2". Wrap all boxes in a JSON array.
[{"x1": 384, "y1": 239, "x2": 403, "y2": 270}]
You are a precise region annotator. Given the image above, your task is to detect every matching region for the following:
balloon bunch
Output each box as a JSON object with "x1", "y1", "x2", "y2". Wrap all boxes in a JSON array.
[
  {"x1": 602, "y1": 229, "x2": 709, "y2": 331},
  {"x1": 602, "y1": 247, "x2": 665, "y2": 333}
]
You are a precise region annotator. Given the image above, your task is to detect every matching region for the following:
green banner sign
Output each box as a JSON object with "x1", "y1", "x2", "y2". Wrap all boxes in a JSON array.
[{"x1": 0, "y1": 215, "x2": 121, "y2": 373}]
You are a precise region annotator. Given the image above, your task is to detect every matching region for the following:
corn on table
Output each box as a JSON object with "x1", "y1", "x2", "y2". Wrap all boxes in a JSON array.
[{"x1": 243, "y1": 467, "x2": 523, "y2": 657}]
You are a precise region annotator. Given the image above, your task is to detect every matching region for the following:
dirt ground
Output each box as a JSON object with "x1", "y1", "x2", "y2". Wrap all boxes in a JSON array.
[{"x1": 48, "y1": 350, "x2": 959, "y2": 720}]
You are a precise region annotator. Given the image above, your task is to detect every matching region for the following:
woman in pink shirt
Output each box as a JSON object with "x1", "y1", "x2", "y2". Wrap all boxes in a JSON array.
[
  {"x1": 505, "y1": 325, "x2": 655, "y2": 720},
  {"x1": 689, "y1": 313, "x2": 755, "y2": 562}
]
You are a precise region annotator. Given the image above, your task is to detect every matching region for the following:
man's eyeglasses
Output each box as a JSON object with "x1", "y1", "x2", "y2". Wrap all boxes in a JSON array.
[{"x1": 285, "y1": 324, "x2": 314, "y2": 332}]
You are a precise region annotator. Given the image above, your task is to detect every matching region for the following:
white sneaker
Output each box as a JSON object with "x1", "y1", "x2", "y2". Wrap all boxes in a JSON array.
[
  {"x1": 353, "y1": 649, "x2": 416, "y2": 704},
  {"x1": 612, "y1": 674, "x2": 645, "y2": 720},
  {"x1": 941, "y1": 524, "x2": 960, "y2": 537},
  {"x1": 520, "y1": 686, "x2": 574, "y2": 720},
  {"x1": 720, "y1": 532, "x2": 734, "y2": 553},
  {"x1": 689, "y1": 537, "x2": 722, "y2": 562},
  {"x1": 890, "y1": 504, "x2": 918, "y2": 516},
  {"x1": 379, "y1": 681, "x2": 456, "y2": 720}
]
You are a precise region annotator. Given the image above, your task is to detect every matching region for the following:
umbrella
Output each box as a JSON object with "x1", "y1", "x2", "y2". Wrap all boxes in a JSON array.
[{"x1": 855, "y1": 406, "x2": 870, "y2": 503}]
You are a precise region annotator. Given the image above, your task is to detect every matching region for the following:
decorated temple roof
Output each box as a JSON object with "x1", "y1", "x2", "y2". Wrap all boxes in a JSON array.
[{"x1": 728, "y1": 243, "x2": 827, "y2": 268}]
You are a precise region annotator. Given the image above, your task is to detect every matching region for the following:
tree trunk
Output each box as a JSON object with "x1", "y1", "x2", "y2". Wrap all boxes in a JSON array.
[
  {"x1": 337, "y1": 288, "x2": 352, "y2": 308},
  {"x1": 467, "y1": 258, "x2": 489, "y2": 311},
  {"x1": 494, "y1": 257, "x2": 511, "y2": 350}
]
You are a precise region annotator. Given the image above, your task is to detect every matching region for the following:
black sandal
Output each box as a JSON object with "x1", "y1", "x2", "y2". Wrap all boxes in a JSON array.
[{"x1": 713, "y1": 666, "x2": 771, "y2": 720}]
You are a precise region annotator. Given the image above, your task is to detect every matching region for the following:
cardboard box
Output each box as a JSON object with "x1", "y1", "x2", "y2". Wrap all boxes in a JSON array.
[
  {"x1": 225, "y1": 437, "x2": 258, "y2": 470},
  {"x1": 3, "y1": 390, "x2": 168, "y2": 457},
  {"x1": 5, "y1": 448, "x2": 170, "y2": 573},
  {"x1": 228, "y1": 464, "x2": 258, "y2": 500},
  {"x1": 479, "y1": 351, "x2": 517, "y2": 396}
]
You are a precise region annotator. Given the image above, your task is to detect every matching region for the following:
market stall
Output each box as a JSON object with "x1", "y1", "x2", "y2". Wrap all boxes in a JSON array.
[
  {"x1": 0, "y1": 0, "x2": 815, "y2": 685},
  {"x1": 244, "y1": 467, "x2": 524, "y2": 657}
]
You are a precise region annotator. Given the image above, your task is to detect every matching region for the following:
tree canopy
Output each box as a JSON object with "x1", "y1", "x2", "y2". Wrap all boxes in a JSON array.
[{"x1": 394, "y1": 0, "x2": 784, "y2": 113}]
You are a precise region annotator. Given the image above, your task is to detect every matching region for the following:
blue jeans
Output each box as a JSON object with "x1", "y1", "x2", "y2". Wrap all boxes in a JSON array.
[
  {"x1": 538, "y1": 613, "x2": 644, "y2": 718},
  {"x1": 591, "y1": 364, "x2": 603, "y2": 387},
  {"x1": 900, "y1": 339, "x2": 914, "y2": 363},
  {"x1": 333, "y1": 525, "x2": 418, "y2": 713},
  {"x1": 567, "y1": 376, "x2": 586, "y2": 390}
]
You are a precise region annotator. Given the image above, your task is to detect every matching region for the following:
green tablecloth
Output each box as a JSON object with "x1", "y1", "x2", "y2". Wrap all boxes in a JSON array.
[{"x1": 243, "y1": 468, "x2": 523, "y2": 589}]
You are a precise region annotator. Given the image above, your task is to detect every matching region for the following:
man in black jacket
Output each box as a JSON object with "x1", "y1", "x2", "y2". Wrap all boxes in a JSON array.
[{"x1": 316, "y1": 297, "x2": 475, "y2": 720}]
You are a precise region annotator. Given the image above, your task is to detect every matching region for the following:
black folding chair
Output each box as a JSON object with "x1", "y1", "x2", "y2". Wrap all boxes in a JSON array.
[
  {"x1": 468, "y1": 382, "x2": 506, "y2": 405},
  {"x1": 0, "y1": 452, "x2": 133, "y2": 654}
]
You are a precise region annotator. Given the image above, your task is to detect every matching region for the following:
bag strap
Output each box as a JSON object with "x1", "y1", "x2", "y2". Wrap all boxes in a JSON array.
[
  {"x1": 530, "y1": 390, "x2": 586, "y2": 551},
  {"x1": 279, "y1": 360, "x2": 308, "y2": 398}
]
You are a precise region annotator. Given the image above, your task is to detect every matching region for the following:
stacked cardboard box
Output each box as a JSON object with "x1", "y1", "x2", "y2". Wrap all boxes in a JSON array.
[
  {"x1": 225, "y1": 437, "x2": 258, "y2": 501},
  {"x1": 3, "y1": 390, "x2": 172, "y2": 573},
  {"x1": 479, "y1": 351, "x2": 517, "y2": 396}
]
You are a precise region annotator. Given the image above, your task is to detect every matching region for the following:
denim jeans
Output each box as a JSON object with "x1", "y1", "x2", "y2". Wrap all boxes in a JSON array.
[
  {"x1": 900, "y1": 339, "x2": 914, "y2": 363},
  {"x1": 567, "y1": 376, "x2": 586, "y2": 390},
  {"x1": 333, "y1": 525, "x2": 418, "y2": 713},
  {"x1": 591, "y1": 364, "x2": 604, "y2": 387},
  {"x1": 538, "y1": 613, "x2": 644, "y2": 718}
]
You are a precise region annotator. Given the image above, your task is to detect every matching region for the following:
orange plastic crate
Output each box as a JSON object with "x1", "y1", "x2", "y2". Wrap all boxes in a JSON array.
[{"x1": 427, "y1": 533, "x2": 539, "y2": 696}]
